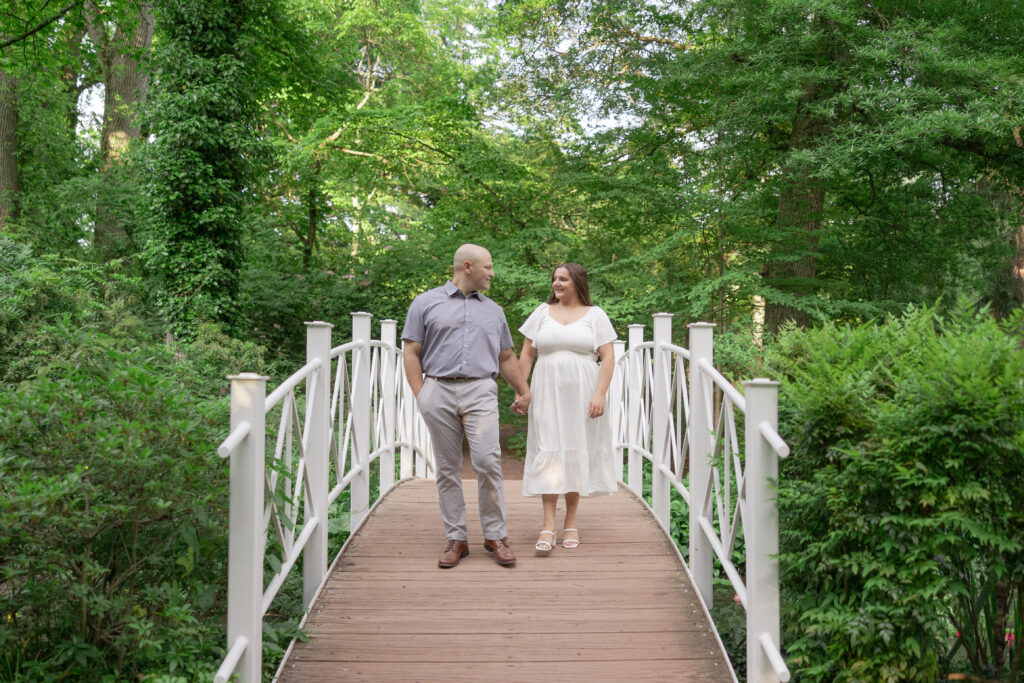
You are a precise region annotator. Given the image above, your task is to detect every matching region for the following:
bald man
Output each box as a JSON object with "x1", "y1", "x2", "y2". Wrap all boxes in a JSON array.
[{"x1": 402, "y1": 244, "x2": 532, "y2": 568}]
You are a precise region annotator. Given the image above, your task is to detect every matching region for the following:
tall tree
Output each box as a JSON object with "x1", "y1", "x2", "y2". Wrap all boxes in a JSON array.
[
  {"x1": 0, "y1": 68, "x2": 18, "y2": 229},
  {"x1": 145, "y1": 0, "x2": 286, "y2": 338},
  {"x1": 493, "y1": 0, "x2": 1024, "y2": 332},
  {"x1": 83, "y1": 0, "x2": 154, "y2": 256},
  {"x1": 0, "y1": 1, "x2": 96, "y2": 246}
]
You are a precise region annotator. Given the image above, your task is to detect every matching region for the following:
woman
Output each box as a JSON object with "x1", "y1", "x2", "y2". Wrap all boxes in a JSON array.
[{"x1": 517, "y1": 263, "x2": 617, "y2": 555}]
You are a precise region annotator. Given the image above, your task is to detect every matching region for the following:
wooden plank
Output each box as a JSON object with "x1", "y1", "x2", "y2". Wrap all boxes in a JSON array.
[
  {"x1": 276, "y1": 479, "x2": 734, "y2": 683},
  {"x1": 278, "y1": 660, "x2": 732, "y2": 682},
  {"x1": 287, "y1": 632, "x2": 724, "y2": 662}
]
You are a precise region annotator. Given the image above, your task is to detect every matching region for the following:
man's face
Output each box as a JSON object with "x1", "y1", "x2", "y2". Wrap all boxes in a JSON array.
[{"x1": 468, "y1": 252, "x2": 494, "y2": 291}]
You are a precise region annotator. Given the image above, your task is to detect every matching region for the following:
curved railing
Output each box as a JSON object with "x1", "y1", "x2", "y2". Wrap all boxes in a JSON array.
[
  {"x1": 212, "y1": 315, "x2": 433, "y2": 683},
  {"x1": 212, "y1": 311, "x2": 789, "y2": 683},
  {"x1": 610, "y1": 315, "x2": 791, "y2": 683}
]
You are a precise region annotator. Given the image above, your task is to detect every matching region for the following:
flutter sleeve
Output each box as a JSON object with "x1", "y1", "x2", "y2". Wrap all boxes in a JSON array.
[
  {"x1": 518, "y1": 303, "x2": 548, "y2": 342},
  {"x1": 591, "y1": 306, "x2": 617, "y2": 350}
]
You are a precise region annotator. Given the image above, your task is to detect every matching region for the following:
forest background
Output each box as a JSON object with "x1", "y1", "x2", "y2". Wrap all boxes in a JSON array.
[{"x1": 1, "y1": 0, "x2": 1022, "y2": 680}]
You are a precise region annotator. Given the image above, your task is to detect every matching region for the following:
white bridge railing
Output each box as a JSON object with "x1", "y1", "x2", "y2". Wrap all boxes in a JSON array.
[
  {"x1": 213, "y1": 314, "x2": 433, "y2": 683},
  {"x1": 610, "y1": 315, "x2": 791, "y2": 683},
  {"x1": 213, "y1": 312, "x2": 788, "y2": 682}
]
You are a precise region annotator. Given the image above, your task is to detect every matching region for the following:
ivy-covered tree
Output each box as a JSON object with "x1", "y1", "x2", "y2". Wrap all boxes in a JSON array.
[{"x1": 145, "y1": 0, "x2": 288, "y2": 338}]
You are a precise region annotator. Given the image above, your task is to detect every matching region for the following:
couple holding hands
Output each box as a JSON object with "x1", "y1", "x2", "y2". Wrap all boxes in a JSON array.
[{"x1": 402, "y1": 244, "x2": 617, "y2": 568}]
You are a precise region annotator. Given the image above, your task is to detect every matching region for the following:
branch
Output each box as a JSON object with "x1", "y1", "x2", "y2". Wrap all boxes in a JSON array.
[
  {"x1": 606, "y1": 21, "x2": 689, "y2": 51},
  {"x1": 328, "y1": 144, "x2": 389, "y2": 163},
  {"x1": 273, "y1": 118, "x2": 297, "y2": 143},
  {"x1": 82, "y1": 0, "x2": 109, "y2": 56},
  {"x1": 0, "y1": 0, "x2": 81, "y2": 50}
]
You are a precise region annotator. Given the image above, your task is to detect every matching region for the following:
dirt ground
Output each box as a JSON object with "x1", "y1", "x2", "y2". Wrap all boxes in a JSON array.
[{"x1": 460, "y1": 423, "x2": 525, "y2": 480}]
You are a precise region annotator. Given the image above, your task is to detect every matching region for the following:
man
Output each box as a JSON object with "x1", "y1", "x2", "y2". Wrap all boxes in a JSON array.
[{"x1": 402, "y1": 244, "x2": 532, "y2": 568}]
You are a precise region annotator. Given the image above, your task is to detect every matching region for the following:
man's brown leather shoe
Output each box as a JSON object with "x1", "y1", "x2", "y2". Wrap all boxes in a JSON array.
[
  {"x1": 438, "y1": 539, "x2": 469, "y2": 568},
  {"x1": 483, "y1": 537, "x2": 516, "y2": 566}
]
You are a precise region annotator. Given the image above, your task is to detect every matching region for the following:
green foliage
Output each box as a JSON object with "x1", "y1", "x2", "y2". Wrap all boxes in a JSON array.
[
  {"x1": 0, "y1": 237, "x2": 154, "y2": 386},
  {"x1": 0, "y1": 241, "x2": 277, "y2": 680},
  {"x1": 0, "y1": 333, "x2": 229, "y2": 681},
  {"x1": 143, "y1": 0, "x2": 291, "y2": 339},
  {"x1": 770, "y1": 305, "x2": 1024, "y2": 681},
  {"x1": 493, "y1": 0, "x2": 1024, "y2": 329}
]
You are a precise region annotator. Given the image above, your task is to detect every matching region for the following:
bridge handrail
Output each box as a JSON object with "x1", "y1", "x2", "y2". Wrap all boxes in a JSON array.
[
  {"x1": 215, "y1": 311, "x2": 789, "y2": 683},
  {"x1": 264, "y1": 358, "x2": 322, "y2": 412},
  {"x1": 213, "y1": 315, "x2": 434, "y2": 683},
  {"x1": 612, "y1": 316, "x2": 791, "y2": 683},
  {"x1": 697, "y1": 356, "x2": 746, "y2": 413}
]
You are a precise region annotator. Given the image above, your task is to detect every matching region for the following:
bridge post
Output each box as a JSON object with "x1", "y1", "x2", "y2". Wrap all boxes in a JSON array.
[
  {"x1": 652, "y1": 313, "x2": 673, "y2": 529},
  {"x1": 351, "y1": 312, "x2": 372, "y2": 530},
  {"x1": 744, "y1": 378, "x2": 782, "y2": 683},
  {"x1": 399, "y1": 340, "x2": 416, "y2": 479},
  {"x1": 687, "y1": 322, "x2": 715, "y2": 607},
  {"x1": 626, "y1": 324, "x2": 645, "y2": 494},
  {"x1": 225, "y1": 372, "x2": 267, "y2": 683},
  {"x1": 303, "y1": 321, "x2": 332, "y2": 607},
  {"x1": 380, "y1": 320, "x2": 397, "y2": 495},
  {"x1": 611, "y1": 340, "x2": 626, "y2": 482}
]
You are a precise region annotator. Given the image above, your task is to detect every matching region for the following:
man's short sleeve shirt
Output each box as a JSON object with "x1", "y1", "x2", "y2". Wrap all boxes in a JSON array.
[{"x1": 401, "y1": 281, "x2": 514, "y2": 378}]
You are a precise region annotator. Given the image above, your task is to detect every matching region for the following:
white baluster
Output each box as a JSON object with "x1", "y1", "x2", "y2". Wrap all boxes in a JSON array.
[
  {"x1": 225, "y1": 373, "x2": 267, "y2": 683},
  {"x1": 611, "y1": 340, "x2": 626, "y2": 482},
  {"x1": 744, "y1": 378, "x2": 783, "y2": 682},
  {"x1": 351, "y1": 312, "x2": 372, "y2": 529},
  {"x1": 626, "y1": 324, "x2": 645, "y2": 494},
  {"x1": 688, "y1": 322, "x2": 715, "y2": 607},
  {"x1": 652, "y1": 313, "x2": 672, "y2": 530},
  {"x1": 400, "y1": 340, "x2": 416, "y2": 479},
  {"x1": 303, "y1": 321, "x2": 331, "y2": 607},
  {"x1": 380, "y1": 320, "x2": 397, "y2": 495}
]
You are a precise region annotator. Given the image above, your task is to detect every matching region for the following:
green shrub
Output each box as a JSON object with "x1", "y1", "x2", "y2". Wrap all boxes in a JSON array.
[
  {"x1": 0, "y1": 334, "x2": 229, "y2": 681},
  {"x1": 0, "y1": 237, "x2": 155, "y2": 387},
  {"x1": 770, "y1": 305, "x2": 1024, "y2": 682}
]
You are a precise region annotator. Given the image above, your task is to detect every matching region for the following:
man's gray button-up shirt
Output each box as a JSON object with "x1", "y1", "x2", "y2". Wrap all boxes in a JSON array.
[{"x1": 401, "y1": 281, "x2": 514, "y2": 379}]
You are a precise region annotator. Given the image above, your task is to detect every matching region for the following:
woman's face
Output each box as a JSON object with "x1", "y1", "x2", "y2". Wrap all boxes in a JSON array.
[{"x1": 552, "y1": 267, "x2": 577, "y2": 302}]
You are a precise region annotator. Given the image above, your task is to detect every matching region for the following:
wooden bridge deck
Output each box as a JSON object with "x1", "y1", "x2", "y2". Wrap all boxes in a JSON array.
[{"x1": 276, "y1": 479, "x2": 734, "y2": 682}]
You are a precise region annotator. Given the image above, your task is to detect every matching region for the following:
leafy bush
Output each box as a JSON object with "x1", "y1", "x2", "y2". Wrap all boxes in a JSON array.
[
  {"x1": 0, "y1": 238, "x2": 155, "y2": 386},
  {"x1": 770, "y1": 305, "x2": 1024, "y2": 681},
  {"x1": 0, "y1": 332, "x2": 232, "y2": 681}
]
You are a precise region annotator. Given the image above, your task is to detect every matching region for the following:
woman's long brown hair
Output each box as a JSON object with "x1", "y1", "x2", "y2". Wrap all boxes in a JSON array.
[{"x1": 546, "y1": 262, "x2": 593, "y2": 306}]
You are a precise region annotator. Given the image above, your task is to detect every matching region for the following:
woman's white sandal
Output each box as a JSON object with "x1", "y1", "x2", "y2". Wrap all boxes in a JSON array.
[
  {"x1": 562, "y1": 528, "x2": 580, "y2": 549},
  {"x1": 535, "y1": 529, "x2": 556, "y2": 556}
]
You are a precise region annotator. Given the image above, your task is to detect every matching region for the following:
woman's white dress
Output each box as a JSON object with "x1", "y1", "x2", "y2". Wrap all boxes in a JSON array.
[{"x1": 519, "y1": 303, "x2": 618, "y2": 497}]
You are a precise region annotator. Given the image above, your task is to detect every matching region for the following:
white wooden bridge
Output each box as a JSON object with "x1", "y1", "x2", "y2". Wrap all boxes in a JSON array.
[{"x1": 213, "y1": 313, "x2": 791, "y2": 682}]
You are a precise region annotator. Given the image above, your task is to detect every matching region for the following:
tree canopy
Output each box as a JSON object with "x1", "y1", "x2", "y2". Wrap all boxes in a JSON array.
[{"x1": 1, "y1": 0, "x2": 1022, "y2": 678}]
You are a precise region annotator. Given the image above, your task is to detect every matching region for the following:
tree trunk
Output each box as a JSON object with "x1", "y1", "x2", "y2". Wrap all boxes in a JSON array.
[
  {"x1": 60, "y1": 29, "x2": 89, "y2": 133},
  {"x1": 98, "y1": 6, "x2": 153, "y2": 163},
  {"x1": 977, "y1": 178, "x2": 1024, "y2": 321},
  {"x1": 86, "y1": 1, "x2": 154, "y2": 256},
  {"x1": 0, "y1": 68, "x2": 19, "y2": 230},
  {"x1": 762, "y1": 181, "x2": 825, "y2": 334},
  {"x1": 1014, "y1": 223, "x2": 1024, "y2": 307},
  {"x1": 763, "y1": 86, "x2": 828, "y2": 336}
]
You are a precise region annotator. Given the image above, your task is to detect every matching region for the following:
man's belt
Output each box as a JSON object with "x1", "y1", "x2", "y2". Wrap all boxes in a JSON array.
[{"x1": 425, "y1": 375, "x2": 485, "y2": 382}]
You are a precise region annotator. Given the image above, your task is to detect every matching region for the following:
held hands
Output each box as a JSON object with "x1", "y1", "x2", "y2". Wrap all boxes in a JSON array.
[
  {"x1": 511, "y1": 390, "x2": 532, "y2": 415},
  {"x1": 587, "y1": 394, "x2": 605, "y2": 418}
]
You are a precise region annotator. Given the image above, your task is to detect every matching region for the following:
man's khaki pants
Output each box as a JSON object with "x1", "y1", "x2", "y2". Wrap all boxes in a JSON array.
[{"x1": 417, "y1": 377, "x2": 508, "y2": 541}]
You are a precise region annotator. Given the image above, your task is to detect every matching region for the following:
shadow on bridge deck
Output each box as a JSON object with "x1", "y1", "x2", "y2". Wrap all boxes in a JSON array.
[{"x1": 276, "y1": 479, "x2": 734, "y2": 682}]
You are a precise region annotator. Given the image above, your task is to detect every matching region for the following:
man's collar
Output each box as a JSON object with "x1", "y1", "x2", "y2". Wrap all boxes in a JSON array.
[{"x1": 444, "y1": 280, "x2": 483, "y2": 300}]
